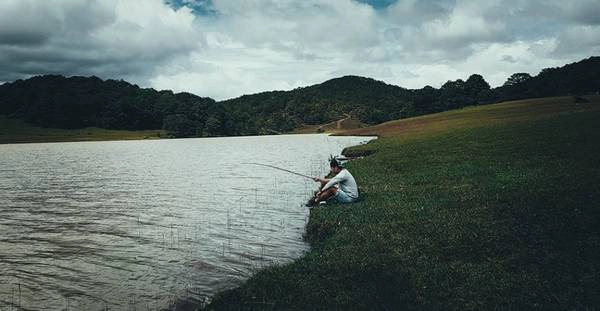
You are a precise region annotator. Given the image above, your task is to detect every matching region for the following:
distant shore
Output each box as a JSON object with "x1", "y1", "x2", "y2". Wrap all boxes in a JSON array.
[
  {"x1": 0, "y1": 115, "x2": 165, "y2": 144},
  {"x1": 0, "y1": 115, "x2": 359, "y2": 145}
]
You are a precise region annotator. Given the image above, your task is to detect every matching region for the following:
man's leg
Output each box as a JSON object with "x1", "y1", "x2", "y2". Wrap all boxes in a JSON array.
[{"x1": 316, "y1": 187, "x2": 337, "y2": 203}]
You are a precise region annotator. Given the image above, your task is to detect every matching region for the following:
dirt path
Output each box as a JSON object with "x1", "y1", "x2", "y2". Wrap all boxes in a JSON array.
[{"x1": 336, "y1": 113, "x2": 352, "y2": 129}]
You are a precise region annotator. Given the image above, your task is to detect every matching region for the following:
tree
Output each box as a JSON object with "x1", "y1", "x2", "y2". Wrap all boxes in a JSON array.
[
  {"x1": 162, "y1": 114, "x2": 197, "y2": 137},
  {"x1": 465, "y1": 74, "x2": 490, "y2": 93},
  {"x1": 503, "y1": 73, "x2": 532, "y2": 86},
  {"x1": 203, "y1": 115, "x2": 223, "y2": 137},
  {"x1": 465, "y1": 74, "x2": 491, "y2": 103}
]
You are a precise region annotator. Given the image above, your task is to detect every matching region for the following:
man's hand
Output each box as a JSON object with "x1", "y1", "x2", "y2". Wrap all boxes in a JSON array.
[{"x1": 313, "y1": 176, "x2": 322, "y2": 182}]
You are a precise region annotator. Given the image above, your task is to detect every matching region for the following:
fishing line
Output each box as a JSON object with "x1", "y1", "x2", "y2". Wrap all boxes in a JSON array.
[{"x1": 242, "y1": 162, "x2": 314, "y2": 180}]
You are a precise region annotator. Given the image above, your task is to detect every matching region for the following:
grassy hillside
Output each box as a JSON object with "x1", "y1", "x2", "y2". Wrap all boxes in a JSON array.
[
  {"x1": 338, "y1": 95, "x2": 599, "y2": 138},
  {"x1": 0, "y1": 115, "x2": 165, "y2": 144},
  {"x1": 206, "y1": 95, "x2": 600, "y2": 310}
]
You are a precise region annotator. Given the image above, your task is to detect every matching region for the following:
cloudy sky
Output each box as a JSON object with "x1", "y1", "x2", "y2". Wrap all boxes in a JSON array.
[{"x1": 0, "y1": 0, "x2": 598, "y2": 100}]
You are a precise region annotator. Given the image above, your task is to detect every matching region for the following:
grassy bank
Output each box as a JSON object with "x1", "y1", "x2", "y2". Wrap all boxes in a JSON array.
[
  {"x1": 0, "y1": 115, "x2": 165, "y2": 144},
  {"x1": 207, "y1": 96, "x2": 600, "y2": 310}
]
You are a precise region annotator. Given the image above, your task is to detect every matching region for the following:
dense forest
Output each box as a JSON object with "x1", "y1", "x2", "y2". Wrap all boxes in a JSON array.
[{"x1": 0, "y1": 57, "x2": 598, "y2": 137}]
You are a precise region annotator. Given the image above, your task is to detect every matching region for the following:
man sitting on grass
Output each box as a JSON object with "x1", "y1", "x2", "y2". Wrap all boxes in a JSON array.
[{"x1": 307, "y1": 158, "x2": 359, "y2": 206}]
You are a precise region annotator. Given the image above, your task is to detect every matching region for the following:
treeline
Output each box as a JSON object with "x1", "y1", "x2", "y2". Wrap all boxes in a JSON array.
[
  {"x1": 0, "y1": 76, "x2": 226, "y2": 136},
  {"x1": 495, "y1": 57, "x2": 600, "y2": 100},
  {"x1": 0, "y1": 57, "x2": 598, "y2": 137}
]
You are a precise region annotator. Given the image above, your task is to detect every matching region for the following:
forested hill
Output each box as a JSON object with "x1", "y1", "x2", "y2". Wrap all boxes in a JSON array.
[
  {"x1": 220, "y1": 76, "x2": 413, "y2": 132},
  {"x1": 0, "y1": 57, "x2": 598, "y2": 137},
  {"x1": 0, "y1": 75, "x2": 223, "y2": 137}
]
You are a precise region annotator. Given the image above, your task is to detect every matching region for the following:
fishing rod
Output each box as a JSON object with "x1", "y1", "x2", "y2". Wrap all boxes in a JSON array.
[{"x1": 242, "y1": 162, "x2": 314, "y2": 180}]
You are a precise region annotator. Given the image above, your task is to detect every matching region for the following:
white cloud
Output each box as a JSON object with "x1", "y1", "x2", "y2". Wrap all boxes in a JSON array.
[
  {"x1": 203, "y1": 0, "x2": 379, "y2": 54},
  {"x1": 462, "y1": 39, "x2": 560, "y2": 86},
  {"x1": 149, "y1": 0, "x2": 384, "y2": 99}
]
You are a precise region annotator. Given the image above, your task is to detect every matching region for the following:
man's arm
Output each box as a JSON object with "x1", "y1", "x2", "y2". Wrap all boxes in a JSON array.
[
  {"x1": 321, "y1": 173, "x2": 344, "y2": 192},
  {"x1": 313, "y1": 176, "x2": 330, "y2": 184}
]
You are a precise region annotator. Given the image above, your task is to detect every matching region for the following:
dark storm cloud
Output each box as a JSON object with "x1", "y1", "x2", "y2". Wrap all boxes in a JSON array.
[
  {"x1": 0, "y1": 30, "x2": 51, "y2": 46},
  {"x1": 0, "y1": 6, "x2": 59, "y2": 46},
  {"x1": 0, "y1": 0, "x2": 200, "y2": 83}
]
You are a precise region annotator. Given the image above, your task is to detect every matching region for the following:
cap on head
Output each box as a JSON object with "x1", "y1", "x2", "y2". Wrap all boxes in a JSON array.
[{"x1": 330, "y1": 158, "x2": 341, "y2": 168}]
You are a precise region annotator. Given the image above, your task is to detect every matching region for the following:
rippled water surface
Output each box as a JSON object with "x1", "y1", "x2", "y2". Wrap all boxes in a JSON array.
[{"x1": 0, "y1": 135, "x2": 372, "y2": 310}]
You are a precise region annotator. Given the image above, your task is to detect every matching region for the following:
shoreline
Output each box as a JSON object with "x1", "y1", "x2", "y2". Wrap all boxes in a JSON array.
[
  {"x1": 168, "y1": 136, "x2": 375, "y2": 310},
  {"x1": 0, "y1": 114, "x2": 371, "y2": 145},
  {"x1": 0, "y1": 127, "x2": 366, "y2": 146},
  {"x1": 0, "y1": 121, "x2": 335, "y2": 146},
  {"x1": 203, "y1": 95, "x2": 600, "y2": 310}
]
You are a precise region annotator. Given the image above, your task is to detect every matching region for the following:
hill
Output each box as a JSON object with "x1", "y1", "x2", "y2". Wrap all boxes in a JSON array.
[
  {"x1": 0, "y1": 57, "x2": 599, "y2": 141},
  {"x1": 0, "y1": 75, "x2": 221, "y2": 138},
  {"x1": 221, "y1": 76, "x2": 414, "y2": 129},
  {"x1": 207, "y1": 95, "x2": 600, "y2": 310}
]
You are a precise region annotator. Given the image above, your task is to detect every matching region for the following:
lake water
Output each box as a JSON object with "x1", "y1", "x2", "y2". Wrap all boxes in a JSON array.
[{"x1": 0, "y1": 134, "x2": 372, "y2": 310}]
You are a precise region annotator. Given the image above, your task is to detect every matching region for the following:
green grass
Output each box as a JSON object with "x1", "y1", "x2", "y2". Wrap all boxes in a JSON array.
[
  {"x1": 340, "y1": 95, "x2": 600, "y2": 139},
  {"x1": 0, "y1": 115, "x2": 165, "y2": 144},
  {"x1": 207, "y1": 96, "x2": 600, "y2": 310}
]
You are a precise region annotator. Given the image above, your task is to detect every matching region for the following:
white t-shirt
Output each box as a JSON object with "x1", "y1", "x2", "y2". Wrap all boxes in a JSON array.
[{"x1": 322, "y1": 169, "x2": 359, "y2": 199}]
